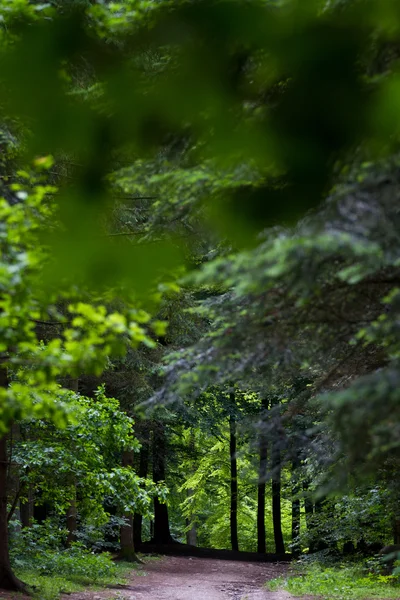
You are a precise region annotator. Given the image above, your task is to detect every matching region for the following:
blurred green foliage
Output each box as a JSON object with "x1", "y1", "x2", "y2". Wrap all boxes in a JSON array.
[{"x1": 1, "y1": 0, "x2": 399, "y2": 279}]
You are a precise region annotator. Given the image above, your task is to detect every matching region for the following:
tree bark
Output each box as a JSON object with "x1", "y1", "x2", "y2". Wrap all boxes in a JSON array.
[
  {"x1": 66, "y1": 486, "x2": 77, "y2": 546},
  {"x1": 186, "y1": 487, "x2": 197, "y2": 546},
  {"x1": 229, "y1": 410, "x2": 239, "y2": 552},
  {"x1": 20, "y1": 486, "x2": 34, "y2": 529},
  {"x1": 0, "y1": 434, "x2": 26, "y2": 591},
  {"x1": 119, "y1": 449, "x2": 140, "y2": 561},
  {"x1": 133, "y1": 433, "x2": 149, "y2": 547},
  {"x1": 393, "y1": 517, "x2": 400, "y2": 545},
  {"x1": 291, "y1": 458, "x2": 301, "y2": 556},
  {"x1": 152, "y1": 423, "x2": 172, "y2": 544},
  {"x1": 65, "y1": 378, "x2": 79, "y2": 547},
  {"x1": 257, "y1": 413, "x2": 268, "y2": 554},
  {"x1": 303, "y1": 480, "x2": 314, "y2": 531},
  {"x1": 271, "y1": 444, "x2": 285, "y2": 554},
  {"x1": 0, "y1": 364, "x2": 27, "y2": 592},
  {"x1": 185, "y1": 429, "x2": 197, "y2": 547}
]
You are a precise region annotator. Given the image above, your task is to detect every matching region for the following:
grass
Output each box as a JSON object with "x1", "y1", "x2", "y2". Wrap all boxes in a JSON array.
[
  {"x1": 15, "y1": 560, "x2": 135, "y2": 600},
  {"x1": 267, "y1": 563, "x2": 400, "y2": 600}
]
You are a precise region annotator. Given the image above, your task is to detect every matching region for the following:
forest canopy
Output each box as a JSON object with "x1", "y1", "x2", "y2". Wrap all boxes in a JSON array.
[{"x1": 1, "y1": 0, "x2": 400, "y2": 597}]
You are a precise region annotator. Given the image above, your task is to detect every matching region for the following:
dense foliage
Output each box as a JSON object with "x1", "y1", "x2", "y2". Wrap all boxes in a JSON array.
[{"x1": 1, "y1": 0, "x2": 400, "y2": 598}]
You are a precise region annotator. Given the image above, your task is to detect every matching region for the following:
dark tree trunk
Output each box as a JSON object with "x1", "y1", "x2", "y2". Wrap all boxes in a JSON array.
[
  {"x1": 119, "y1": 449, "x2": 140, "y2": 561},
  {"x1": 134, "y1": 434, "x2": 150, "y2": 547},
  {"x1": 393, "y1": 517, "x2": 400, "y2": 545},
  {"x1": 133, "y1": 514, "x2": 143, "y2": 548},
  {"x1": 152, "y1": 423, "x2": 172, "y2": 544},
  {"x1": 66, "y1": 487, "x2": 77, "y2": 546},
  {"x1": 65, "y1": 378, "x2": 79, "y2": 547},
  {"x1": 257, "y1": 408, "x2": 268, "y2": 554},
  {"x1": 119, "y1": 514, "x2": 140, "y2": 561},
  {"x1": 185, "y1": 429, "x2": 197, "y2": 547},
  {"x1": 343, "y1": 541, "x2": 355, "y2": 555},
  {"x1": 229, "y1": 411, "x2": 239, "y2": 552},
  {"x1": 291, "y1": 458, "x2": 301, "y2": 556},
  {"x1": 271, "y1": 444, "x2": 285, "y2": 554},
  {"x1": 303, "y1": 480, "x2": 314, "y2": 531},
  {"x1": 0, "y1": 364, "x2": 27, "y2": 593},
  {"x1": 0, "y1": 434, "x2": 25, "y2": 591},
  {"x1": 20, "y1": 486, "x2": 34, "y2": 528}
]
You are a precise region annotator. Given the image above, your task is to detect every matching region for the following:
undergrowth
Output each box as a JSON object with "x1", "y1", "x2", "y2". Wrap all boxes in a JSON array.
[
  {"x1": 15, "y1": 560, "x2": 133, "y2": 600},
  {"x1": 16, "y1": 561, "x2": 135, "y2": 600},
  {"x1": 9, "y1": 519, "x2": 136, "y2": 599},
  {"x1": 268, "y1": 560, "x2": 400, "y2": 600}
]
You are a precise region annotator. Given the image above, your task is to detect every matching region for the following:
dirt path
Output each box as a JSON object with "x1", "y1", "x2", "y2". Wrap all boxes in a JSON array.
[{"x1": 61, "y1": 555, "x2": 305, "y2": 600}]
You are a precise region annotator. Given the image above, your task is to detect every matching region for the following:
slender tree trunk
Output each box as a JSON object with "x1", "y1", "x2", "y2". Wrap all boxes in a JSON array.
[
  {"x1": 119, "y1": 449, "x2": 140, "y2": 561},
  {"x1": 257, "y1": 415, "x2": 268, "y2": 554},
  {"x1": 271, "y1": 444, "x2": 285, "y2": 554},
  {"x1": 186, "y1": 487, "x2": 197, "y2": 546},
  {"x1": 119, "y1": 514, "x2": 140, "y2": 561},
  {"x1": 291, "y1": 458, "x2": 301, "y2": 556},
  {"x1": 134, "y1": 433, "x2": 149, "y2": 548},
  {"x1": 152, "y1": 423, "x2": 172, "y2": 544},
  {"x1": 393, "y1": 517, "x2": 400, "y2": 545},
  {"x1": 185, "y1": 429, "x2": 197, "y2": 547},
  {"x1": 303, "y1": 481, "x2": 317, "y2": 553},
  {"x1": 0, "y1": 369, "x2": 27, "y2": 592},
  {"x1": 65, "y1": 377, "x2": 79, "y2": 547},
  {"x1": 229, "y1": 409, "x2": 239, "y2": 552},
  {"x1": 303, "y1": 480, "x2": 314, "y2": 530},
  {"x1": 0, "y1": 434, "x2": 26, "y2": 591},
  {"x1": 66, "y1": 486, "x2": 77, "y2": 546},
  {"x1": 20, "y1": 486, "x2": 34, "y2": 528}
]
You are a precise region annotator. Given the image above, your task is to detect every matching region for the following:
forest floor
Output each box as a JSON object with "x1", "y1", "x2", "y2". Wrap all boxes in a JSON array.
[{"x1": 57, "y1": 555, "x2": 313, "y2": 600}]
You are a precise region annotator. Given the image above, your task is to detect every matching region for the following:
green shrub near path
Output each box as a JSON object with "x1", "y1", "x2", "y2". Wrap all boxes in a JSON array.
[{"x1": 268, "y1": 563, "x2": 400, "y2": 600}]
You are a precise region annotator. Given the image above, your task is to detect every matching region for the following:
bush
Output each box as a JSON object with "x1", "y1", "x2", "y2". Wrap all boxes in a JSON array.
[
  {"x1": 35, "y1": 544, "x2": 117, "y2": 580},
  {"x1": 10, "y1": 520, "x2": 117, "y2": 581}
]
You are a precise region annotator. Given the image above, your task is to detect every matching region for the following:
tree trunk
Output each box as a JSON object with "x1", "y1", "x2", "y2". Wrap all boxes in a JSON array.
[
  {"x1": 185, "y1": 429, "x2": 197, "y2": 547},
  {"x1": 271, "y1": 444, "x2": 285, "y2": 554},
  {"x1": 0, "y1": 363, "x2": 27, "y2": 592},
  {"x1": 119, "y1": 449, "x2": 140, "y2": 561},
  {"x1": 0, "y1": 434, "x2": 27, "y2": 592},
  {"x1": 303, "y1": 487, "x2": 317, "y2": 553},
  {"x1": 66, "y1": 486, "x2": 77, "y2": 546},
  {"x1": 65, "y1": 377, "x2": 79, "y2": 547},
  {"x1": 134, "y1": 434, "x2": 149, "y2": 548},
  {"x1": 20, "y1": 486, "x2": 34, "y2": 528},
  {"x1": 185, "y1": 487, "x2": 197, "y2": 546},
  {"x1": 257, "y1": 412, "x2": 268, "y2": 554},
  {"x1": 229, "y1": 410, "x2": 239, "y2": 552},
  {"x1": 291, "y1": 458, "x2": 301, "y2": 556},
  {"x1": 393, "y1": 517, "x2": 400, "y2": 545},
  {"x1": 152, "y1": 423, "x2": 172, "y2": 544},
  {"x1": 303, "y1": 480, "x2": 314, "y2": 531}
]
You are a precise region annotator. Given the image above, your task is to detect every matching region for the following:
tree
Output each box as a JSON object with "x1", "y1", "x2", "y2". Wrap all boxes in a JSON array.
[
  {"x1": 3, "y1": 0, "x2": 400, "y2": 588},
  {"x1": 0, "y1": 170, "x2": 167, "y2": 590},
  {"x1": 229, "y1": 407, "x2": 239, "y2": 552}
]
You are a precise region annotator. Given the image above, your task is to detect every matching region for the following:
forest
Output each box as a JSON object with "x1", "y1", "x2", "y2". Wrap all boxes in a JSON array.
[{"x1": 1, "y1": 0, "x2": 400, "y2": 599}]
